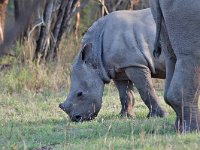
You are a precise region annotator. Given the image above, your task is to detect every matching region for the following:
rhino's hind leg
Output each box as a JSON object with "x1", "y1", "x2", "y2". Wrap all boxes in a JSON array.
[
  {"x1": 166, "y1": 56, "x2": 200, "y2": 132},
  {"x1": 114, "y1": 80, "x2": 134, "y2": 117},
  {"x1": 125, "y1": 67, "x2": 166, "y2": 118}
]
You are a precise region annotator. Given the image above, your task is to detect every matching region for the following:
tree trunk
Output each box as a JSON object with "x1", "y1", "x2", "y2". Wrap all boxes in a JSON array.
[
  {"x1": 0, "y1": 0, "x2": 8, "y2": 43},
  {"x1": 104, "y1": 0, "x2": 111, "y2": 12},
  {"x1": 34, "y1": 0, "x2": 54, "y2": 61},
  {"x1": 103, "y1": 0, "x2": 149, "y2": 12},
  {"x1": 0, "y1": 0, "x2": 41, "y2": 57},
  {"x1": 48, "y1": 0, "x2": 78, "y2": 61},
  {"x1": 14, "y1": 0, "x2": 38, "y2": 42},
  {"x1": 128, "y1": 0, "x2": 149, "y2": 10},
  {"x1": 46, "y1": 0, "x2": 70, "y2": 61},
  {"x1": 73, "y1": 0, "x2": 80, "y2": 39},
  {"x1": 31, "y1": 0, "x2": 88, "y2": 62}
]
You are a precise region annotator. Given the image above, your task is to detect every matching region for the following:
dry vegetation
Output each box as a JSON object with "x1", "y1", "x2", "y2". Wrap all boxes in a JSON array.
[{"x1": 0, "y1": 36, "x2": 81, "y2": 94}]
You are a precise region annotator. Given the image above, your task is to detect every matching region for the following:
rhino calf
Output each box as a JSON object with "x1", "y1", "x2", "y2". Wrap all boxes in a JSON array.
[{"x1": 59, "y1": 8, "x2": 166, "y2": 122}]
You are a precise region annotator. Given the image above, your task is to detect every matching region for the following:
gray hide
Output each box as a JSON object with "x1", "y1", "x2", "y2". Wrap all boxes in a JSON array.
[
  {"x1": 150, "y1": 0, "x2": 200, "y2": 132},
  {"x1": 59, "y1": 8, "x2": 166, "y2": 121}
]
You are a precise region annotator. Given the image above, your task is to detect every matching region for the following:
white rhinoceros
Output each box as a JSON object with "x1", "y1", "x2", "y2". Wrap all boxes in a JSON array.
[
  {"x1": 59, "y1": 8, "x2": 167, "y2": 122},
  {"x1": 150, "y1": 0, "x2": 200, "y2": 132}
]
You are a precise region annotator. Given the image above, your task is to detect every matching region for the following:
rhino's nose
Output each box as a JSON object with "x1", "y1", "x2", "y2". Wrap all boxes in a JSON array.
[
  {"x1": 59, "y1": 102, "x2": 72, "y2": 114},
  {"x1": 71, "y1": 115, "x2": 82, "y2": 122},
  {"x1": 59, "y1": 103, "x2": 65, "y2": 110}
]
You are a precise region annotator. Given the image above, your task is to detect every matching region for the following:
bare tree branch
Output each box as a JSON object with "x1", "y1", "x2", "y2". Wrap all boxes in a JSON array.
[{"x1": 97, "y1": 0, "x2": 109, "y2": 15}]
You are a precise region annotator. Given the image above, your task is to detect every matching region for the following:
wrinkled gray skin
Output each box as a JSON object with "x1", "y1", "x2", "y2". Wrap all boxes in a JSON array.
[
  {"x1": 149, "y1": 0, "x2": 200, "y2": 132},
  {"x1": 59, "y1": 8, "x2": 166, "y2": 122}
]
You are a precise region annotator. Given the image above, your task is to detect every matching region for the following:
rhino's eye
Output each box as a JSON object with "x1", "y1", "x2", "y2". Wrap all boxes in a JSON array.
[{"x1": 77, "y1": 91, "x2": 83, "y2": 97}]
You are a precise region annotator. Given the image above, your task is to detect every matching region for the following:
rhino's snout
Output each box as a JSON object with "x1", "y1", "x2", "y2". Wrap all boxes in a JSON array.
[
  {"x1": 71, "y1": 115, "x2": 83, "y2": 122},
  {"x1": 59, "y1": 103, "x2": 84, "y2": 122},
  {"x1": 59, "y1": 102, "x2": 72, "y2": 114},
  {"x1": 59, "y1": 103, "x2": 65, "y2": 110}
]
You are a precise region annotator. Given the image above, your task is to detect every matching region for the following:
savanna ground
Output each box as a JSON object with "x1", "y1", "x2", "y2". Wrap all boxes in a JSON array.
[{"x1": 1, "y1": 37, "x2": 200, "y2": 150}]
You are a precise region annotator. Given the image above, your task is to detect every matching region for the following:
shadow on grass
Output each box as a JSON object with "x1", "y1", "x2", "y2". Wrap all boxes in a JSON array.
[{"x1": 0, "y1": 113, "x2": 176, "y2": 149}]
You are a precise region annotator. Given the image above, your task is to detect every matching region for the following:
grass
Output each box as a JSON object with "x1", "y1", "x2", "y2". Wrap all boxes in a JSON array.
[
  {"x1": 1, "y1": 85, "x2": 200, "y2": 150},
  {"x1": 1, "y1": 38, "x2": 200, "y2": 150}
]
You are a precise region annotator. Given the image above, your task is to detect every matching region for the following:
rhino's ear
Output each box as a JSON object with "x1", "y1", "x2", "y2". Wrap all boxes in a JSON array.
[{"x1": 80, "y1": 43, "x2": 92, "y2": 62}]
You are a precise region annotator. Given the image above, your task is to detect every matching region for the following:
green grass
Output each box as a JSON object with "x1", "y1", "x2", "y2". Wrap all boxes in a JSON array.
[
  {"x1": 1, "y1": 37, "x2": 200, "y2": 149},
  {"x1": 1, "y1": 84, "x2": 200, "y2": 150}
]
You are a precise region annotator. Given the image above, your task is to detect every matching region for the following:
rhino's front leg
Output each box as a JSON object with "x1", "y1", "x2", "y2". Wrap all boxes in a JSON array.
[
  {"x1": 125, "y1": 67, "x2": 166, "y2": 118},
  {"x1": 113, "y1": 79, "x2": 134, "y2": 117},
  {"x1": 163, "y1": 56, "x2": 176, "y2": 106},
  {"x1": 166, "y1": 56, "x2": 200, "y2": 132}
]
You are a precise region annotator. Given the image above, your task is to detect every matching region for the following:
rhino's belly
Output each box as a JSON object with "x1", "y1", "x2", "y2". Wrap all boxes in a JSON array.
[
  {"x1": 151, "y1": 68, "x2": 166, "y2": 79},
  {"x1": 110, "y1": 69, "x2": 129, "y2": 81}
]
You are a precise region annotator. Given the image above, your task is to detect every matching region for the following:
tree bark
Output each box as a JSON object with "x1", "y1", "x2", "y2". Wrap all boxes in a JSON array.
[
  {"x1": 51, "y1": 0, "x2": 78, "y2": 60},
  {"x1": 47, "y1": 0, "x2": 69, "y2": 61},
  {"x1": 73, "y1": 0, "x2": 80, "y2": 39},
  {"x1": 104, "y1": 0, "x2": 111, "y2": 12},
  {"x1": 0, "y1": 0, "x2": 8, "y2": 43},
  {"x1": 34, "y1": 0, "x2": 54, "y2": 61},
  {"x1": 14, "y1": 0, "x2": 38, "y2": 42},
  {"x1": 0, "y1": 0, "x2": 41, "y2": 57},
  {"x1": 103, "y1": 0, "x2": 149, "y2": 12},
  {"x1": 128, "y1": 0, "x2": 149, "y2": 10},
  {"x1": 31, "y1": 0, "x2": 88, "y2": 62}
]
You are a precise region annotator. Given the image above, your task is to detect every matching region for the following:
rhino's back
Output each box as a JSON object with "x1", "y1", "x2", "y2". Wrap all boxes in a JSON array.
[
  {"x1": 102, "y1": 9, "x2": 163, "y2": 75},
  {"x1": 104, "y1": 8, "x2": 154, "y2": 28}
]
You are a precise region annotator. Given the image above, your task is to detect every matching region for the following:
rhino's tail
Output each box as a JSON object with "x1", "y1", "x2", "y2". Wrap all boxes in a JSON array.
[{"x1": 153, "y1": 0, "x2": 163, "y2": 58}]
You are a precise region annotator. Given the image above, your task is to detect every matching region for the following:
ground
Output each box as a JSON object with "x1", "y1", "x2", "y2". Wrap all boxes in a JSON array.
[
  {"x1": 0, "y1": 38, "x2": 200, "y2": 149},
  {"x1": 1, "y1": 84, "x2": 200, "y2": 150}
]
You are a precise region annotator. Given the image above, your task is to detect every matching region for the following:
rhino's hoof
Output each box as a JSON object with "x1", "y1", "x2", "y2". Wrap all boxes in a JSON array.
[
  {"x1": 175, "y1": 118, "x2": 200, "y2": 133},
  {"x1": 120, "y1": 112, "x2": 134, "y2": 118},
  {"x1": 147, "y1": 110, "x2": 167, "y2": 118}
]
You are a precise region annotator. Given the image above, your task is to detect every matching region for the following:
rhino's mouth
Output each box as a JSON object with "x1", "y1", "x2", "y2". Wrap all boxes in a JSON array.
[
  {"x1": 70, "y1": 113, "x2": 97, "y2": 122},
  {"x1": 59, "y1": 103, "x2": 99, "y2": 122}
]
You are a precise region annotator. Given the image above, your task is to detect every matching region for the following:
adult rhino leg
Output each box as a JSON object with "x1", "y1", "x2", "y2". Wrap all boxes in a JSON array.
[
  {"x1": 163, "y1": 56, "x2": 176, "y2": 106},
  {"x1": 166, "y1": 56, "x2": 200, "y2": 132},
  {"x1": 149, "y1": 0, "x2": 162, "y2": 57},
  {"x1": 125, "y1": 67, "x2": 166, "y2": 118},
  {"x1": 113, "y1": 79, "x2": 134, "y2": 117}
]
